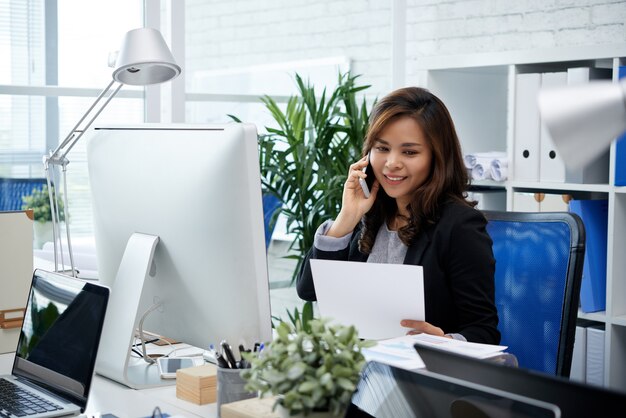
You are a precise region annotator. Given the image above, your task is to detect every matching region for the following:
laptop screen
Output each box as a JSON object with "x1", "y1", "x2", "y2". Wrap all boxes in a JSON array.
[
  {"x1": 12, "y1": 270, "x2": 109, "y2": 408},
  {"x1": 344, "y1": 361, "x2": 560, "y2": 418},
  {"x1": 414, "y1": 344, "x2": 626, "y2": 418}
]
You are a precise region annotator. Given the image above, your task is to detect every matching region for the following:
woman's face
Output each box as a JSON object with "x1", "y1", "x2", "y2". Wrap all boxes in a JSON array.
[{"x1": 369, "y1": 116, "x2": 433, "y2": 211}]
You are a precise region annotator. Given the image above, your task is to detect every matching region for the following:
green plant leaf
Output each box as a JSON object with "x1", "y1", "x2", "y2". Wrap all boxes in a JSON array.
[{"x1": 238, "y1": 71, "x2": 373, "y2": 284}]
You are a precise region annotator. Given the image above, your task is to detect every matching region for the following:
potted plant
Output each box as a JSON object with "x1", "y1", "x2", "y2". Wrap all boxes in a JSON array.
[
  {"x1": 241, "y1": 315, "x2": 375, "y2": 417},
  {"x1": 21, "y1": 185, "x2": 65, "y2": 248},
  {"x1": 233, "y1": 71, "x2": 374, "y2": 281}
]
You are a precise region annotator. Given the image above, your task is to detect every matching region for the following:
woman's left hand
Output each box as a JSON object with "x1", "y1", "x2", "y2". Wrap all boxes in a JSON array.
[{"x1": 400, "y1": 319, "x2": 451, "y2": 338}]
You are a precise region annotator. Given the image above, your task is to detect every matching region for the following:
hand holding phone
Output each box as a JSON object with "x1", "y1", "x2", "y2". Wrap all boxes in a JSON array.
[{"x1": 358, "y1": 152, "x2": 375, "y2": 198}]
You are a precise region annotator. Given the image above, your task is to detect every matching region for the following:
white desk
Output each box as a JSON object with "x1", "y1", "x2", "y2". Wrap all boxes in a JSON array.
[{"x1": 0, "y1": 353, "x2": 219, "y2": 418}]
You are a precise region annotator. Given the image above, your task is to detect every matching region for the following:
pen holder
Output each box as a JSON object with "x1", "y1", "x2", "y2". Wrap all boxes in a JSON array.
[{"x1": 216, "y1": 367, "x2": 256, "y2": 418}]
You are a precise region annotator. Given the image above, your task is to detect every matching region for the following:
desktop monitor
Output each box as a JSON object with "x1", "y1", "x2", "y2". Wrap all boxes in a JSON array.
[
  {"x1": 414, "y1": 344, "x2": 626, "y2": 418},
  {"x1": 86, "y1": 123, "x2": 272, "y2": 388}
]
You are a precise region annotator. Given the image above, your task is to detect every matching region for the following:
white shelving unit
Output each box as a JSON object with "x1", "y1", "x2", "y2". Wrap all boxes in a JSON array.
[{"x1": 415, "y1": 44, "x2": 626, "y2": 392}]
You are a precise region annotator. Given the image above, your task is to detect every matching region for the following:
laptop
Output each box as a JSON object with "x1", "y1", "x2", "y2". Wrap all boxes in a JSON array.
[
  {"x1": 413, "y1": 343, "x2": 626, "y2": 418},
  {"x1": 0, "y1": 269, "x2": 110, "y2": 418},
  {"x1": 344, "y1": 360, "x2": 561, "y2": 418}
]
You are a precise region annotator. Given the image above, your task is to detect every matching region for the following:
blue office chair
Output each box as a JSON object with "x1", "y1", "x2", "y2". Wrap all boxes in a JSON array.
[
  {"x1": 262, "y1": 193, "x2": 282, "y2": 249},
  {"x1": 0, "y1": 178, "x2": 47, "y2": 211},
  {"x1": 483, "y1": 210, "x2": 585, "y2": 377}
]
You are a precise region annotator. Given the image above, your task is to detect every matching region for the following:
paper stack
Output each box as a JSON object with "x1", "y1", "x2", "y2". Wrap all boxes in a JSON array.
[
  {"x1": 363, "y1": 333, "x2": 508, "y2": 371},
  {"x1": 176, "y1": 363, "x2": 218, "y2": 405}
]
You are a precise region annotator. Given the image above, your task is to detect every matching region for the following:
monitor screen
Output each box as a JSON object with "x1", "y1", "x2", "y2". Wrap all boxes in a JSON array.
[
  {"x1": 345, "y1": 361, "x2": 560, "y2": 418},
  {"x1": 414, "y1": 344, "x2": 626, "y2": 418},
  {"x1": 86, "y1": 123, "x2": 272, "y2": 385}
]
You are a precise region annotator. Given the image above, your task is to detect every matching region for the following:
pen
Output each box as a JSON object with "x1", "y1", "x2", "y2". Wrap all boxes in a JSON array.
[
  {"x1": 215, "y1": 351, "x2": 230, "y2": 368},
  {"x1": 221, "y1": 340, "x2": 238, "y2": 369},
  {"x1": 238, "y1": 344, "x2": 250, "y2": 369}
]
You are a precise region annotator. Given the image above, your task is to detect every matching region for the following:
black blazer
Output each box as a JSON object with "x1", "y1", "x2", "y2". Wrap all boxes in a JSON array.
[{"x1": 296, "y1": 202, "x2": 500, "y2": 344}]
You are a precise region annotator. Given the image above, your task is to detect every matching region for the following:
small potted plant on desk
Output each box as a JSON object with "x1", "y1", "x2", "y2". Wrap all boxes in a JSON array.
[
  {"x1": 21, "y1": 185, "x2": 65, "y2": 249},
  {"x1": 241, "y1": 315, "x2": 375, "y2": 417}
]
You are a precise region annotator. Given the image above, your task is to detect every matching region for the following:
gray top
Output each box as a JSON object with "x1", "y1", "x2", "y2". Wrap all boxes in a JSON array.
[{"x1": 314, "y1": 220, "x2": 408, "y2": 264}]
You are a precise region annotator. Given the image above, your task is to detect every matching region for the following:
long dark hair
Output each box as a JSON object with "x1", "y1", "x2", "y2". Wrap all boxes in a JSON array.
[{"x1": 358, "y1": 87, "x2": 474, "y2": 253}]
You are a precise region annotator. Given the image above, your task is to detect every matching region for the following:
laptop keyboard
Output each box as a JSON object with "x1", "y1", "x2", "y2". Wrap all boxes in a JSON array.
[{"x1": 0, "y1": 379, "x2": 63, "y2": 417}]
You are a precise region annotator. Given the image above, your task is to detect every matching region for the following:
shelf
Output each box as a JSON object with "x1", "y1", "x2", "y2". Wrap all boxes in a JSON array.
[
  {"x1": 414, "y1": 43, "x2": 626, "y2": 70},
  {"x1": 578, "y1": 310, "x2": 606, "y2": 323},
  {"x1": 508, "y1": 181, "x2": 611, "y2": 194},
  {"x1": 469, "y1": 180, "x2": 506, "y2": 191},
  {"x1": 425, "y1": 46, "x2": 626, "y2": 392},
  {"x1": 612, "y1": 315, "x2": 626, "y2": 327}
]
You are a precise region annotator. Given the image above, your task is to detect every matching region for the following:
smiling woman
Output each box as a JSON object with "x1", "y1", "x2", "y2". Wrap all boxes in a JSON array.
[
  {"x1": 296, "y1": 86, "x2": 501, "y2": 345},
  {"x1": 367, "y1": 117, "x2": 432, "y2": 213}
]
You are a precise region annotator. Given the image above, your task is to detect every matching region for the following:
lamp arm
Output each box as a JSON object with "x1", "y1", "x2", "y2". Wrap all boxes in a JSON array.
[
  {"x1": 43, "y1": 78, "x2": 123, "y2": 275},
  {"x1": 46, "y1": 79, "x2": 123, "y2": 166}
]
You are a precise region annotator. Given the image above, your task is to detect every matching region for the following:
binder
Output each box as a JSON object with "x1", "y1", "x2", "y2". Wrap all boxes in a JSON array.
[
  {"x1": 539, "y1": 71, "x2": 567, "y2": 182},
  {"x1": 569, "y1": 199, "x2": 608, "y2": 313},
  {"x1": 585, "y1": 324, "x2": 605, "y2": 386},
  {"x1": 513, "y1": 73, "x2": 541, "y2": 182},
  {"x1": 0, "y1": 210, "x2": 34, "y2": 354},
  {"x1": 570, "y1": 320, "x2": 590, "y2": 383},
  {"x1": 614, "y1": 66, "x2": 626, "y2": 186},
  {"x1": 565, "y1": 67, "x2": 612, "y2": 184}
]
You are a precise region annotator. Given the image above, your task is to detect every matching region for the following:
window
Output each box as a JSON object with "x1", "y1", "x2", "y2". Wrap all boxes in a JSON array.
[{"x1": 0, "y1": 0, "x2": 143, "y2": 236}]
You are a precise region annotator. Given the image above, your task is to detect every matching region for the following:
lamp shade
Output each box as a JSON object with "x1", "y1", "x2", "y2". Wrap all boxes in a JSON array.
[
  {"x1": 538, "y1": 78, "x2": 626, "y2": 170},
  {"x1": 112, "y1": 27, "x2": 181, "y2": 86}
]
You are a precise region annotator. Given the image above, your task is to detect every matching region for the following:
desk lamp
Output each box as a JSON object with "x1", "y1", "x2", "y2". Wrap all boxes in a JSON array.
[
  {"x1": 538, "y1": 78, "x2": 626, "y2": 170},
  {"x1": 43, "y1": 27, "x2": 181, "y2": 276}
]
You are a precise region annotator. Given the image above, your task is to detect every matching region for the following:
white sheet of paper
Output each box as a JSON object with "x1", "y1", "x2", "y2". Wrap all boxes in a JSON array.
[{"x1": 310, "y1": 259, "x2": 424, "y2": 340}]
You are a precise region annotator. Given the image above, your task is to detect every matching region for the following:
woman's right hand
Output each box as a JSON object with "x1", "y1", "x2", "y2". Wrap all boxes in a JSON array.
[{"x1": 326, "y1": 156, "x2": 380, "y2": 238}]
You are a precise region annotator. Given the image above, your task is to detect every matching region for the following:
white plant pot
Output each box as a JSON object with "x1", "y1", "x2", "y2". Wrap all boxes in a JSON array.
[
  {"x1": 33, "y1": 221, "x2": 53, "y2": 249},
  {"x1": 275, "y1": 404, "x2": 339, "y2": 418}
]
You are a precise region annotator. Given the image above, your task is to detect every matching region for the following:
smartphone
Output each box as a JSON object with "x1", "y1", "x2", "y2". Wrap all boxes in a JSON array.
[
  {"x1": 157, "y1": 356, "x2": 204, "y2": 379},
  {"x1": 358, "y1": 152, "x2": 376, "y2": 198}
]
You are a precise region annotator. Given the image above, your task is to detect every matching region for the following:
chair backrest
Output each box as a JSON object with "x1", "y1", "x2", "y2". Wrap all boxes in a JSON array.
[
  {"x1": 262, "y1": 193, "x2": 282, "y2": 249},
  {"x1": 0, "y1": 178, "x2": 47, "y2": 211},
  {"x1": 483, "y1": 210, "x2": 585, "y2": 377}
]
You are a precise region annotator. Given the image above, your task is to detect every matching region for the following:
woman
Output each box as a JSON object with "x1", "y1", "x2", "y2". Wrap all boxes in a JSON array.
[{"x1": 296, "y1": 86, "x2": 500, "y2": 344}]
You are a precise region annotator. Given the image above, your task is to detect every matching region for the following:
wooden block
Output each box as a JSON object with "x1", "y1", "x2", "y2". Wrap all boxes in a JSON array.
[
  {"x1": 176, "y1": 363, "x2": 218, "y2": 405},
  {"x1": 220, "y1": 396, "x2": 280, "y2": 418}
]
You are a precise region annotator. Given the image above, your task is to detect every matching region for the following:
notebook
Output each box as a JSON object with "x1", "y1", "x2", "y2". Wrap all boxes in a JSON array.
[
  {"x1": 413, "y1": 343, "x2": 626, "y2": 418},
  {"x1": 0, "y1": 269, "x2": 110, "y2": 418},
  {"x1": 344, "y1": 360, "x2": 561, "y2": 418},
  {"x1": 309, "y1": 259, "x2": 424, "y2": 340}
]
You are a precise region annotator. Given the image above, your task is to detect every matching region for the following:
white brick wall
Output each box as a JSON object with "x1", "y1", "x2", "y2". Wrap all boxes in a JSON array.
[{"x1": 185, "y1": 0, "x2": 626, "y2": 97}]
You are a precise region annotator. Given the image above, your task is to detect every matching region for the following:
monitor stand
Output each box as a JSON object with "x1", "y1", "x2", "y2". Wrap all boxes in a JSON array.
[{"x1": 94, "y1": 233, "x2": 173, "y2": 389}]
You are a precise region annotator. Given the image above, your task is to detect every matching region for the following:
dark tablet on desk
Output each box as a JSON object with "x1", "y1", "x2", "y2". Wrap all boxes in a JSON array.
[
  {"x1": 414, "y1": 343, "x2": 626, "y2": 418},
  {"x1": 344, "y1": 361, "x2": 560, "y2": 418}
]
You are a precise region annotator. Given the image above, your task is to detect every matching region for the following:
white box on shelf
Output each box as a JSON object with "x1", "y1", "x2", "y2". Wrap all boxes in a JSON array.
[
  {"x1": 512, "y1": 192, "x2": 540, "y2": 212},
  {"x1": 539, "y1": 71, "x2": 567, "y2": 183},
  {"x1": 585, "y1": 324, "x2": 605, "y2": 386},
  {"x1": 513, "y1": 73, "x2": 541, "y2": 182},
  {"x1": 540, "y1": 194, "x2": 569, "y2": 212}
]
